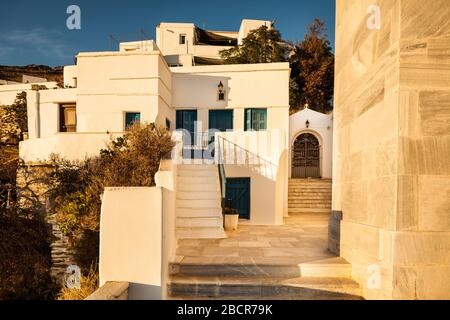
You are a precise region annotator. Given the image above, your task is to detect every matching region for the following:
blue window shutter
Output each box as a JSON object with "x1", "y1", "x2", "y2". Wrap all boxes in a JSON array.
[
  {"x1": 244, "y1": 109, "x2": 267, "y2": 131},
  {"x1": 259, "y1": 109, "x2": 267, "y2": 130},
  {"x1": 245, "y1": 109, "x2": 252, "y2": 131}
]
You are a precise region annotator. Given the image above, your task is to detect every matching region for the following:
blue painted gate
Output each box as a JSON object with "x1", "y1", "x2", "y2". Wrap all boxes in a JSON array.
[{"x1": 225, "y1": 178, "x2": 250, "y2": 220}]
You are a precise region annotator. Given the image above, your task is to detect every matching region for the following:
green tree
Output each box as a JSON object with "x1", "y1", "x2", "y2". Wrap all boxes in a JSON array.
[
  {"x1": 290, "y1": 19, "x2": 334, "y2": 113},
  {"x1": 220, "y1": 25, "x2": 287, "y2": 64}
]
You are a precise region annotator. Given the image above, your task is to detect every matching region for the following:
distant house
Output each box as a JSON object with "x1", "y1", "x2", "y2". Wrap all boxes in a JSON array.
[{"x1": 22, "y1": 74, "x2": 47, "y2": 84}]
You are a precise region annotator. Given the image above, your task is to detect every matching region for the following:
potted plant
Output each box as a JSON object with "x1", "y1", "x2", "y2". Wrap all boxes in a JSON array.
[{"x1": 223, "y1": 207, "x2": 240, "y2": 231}]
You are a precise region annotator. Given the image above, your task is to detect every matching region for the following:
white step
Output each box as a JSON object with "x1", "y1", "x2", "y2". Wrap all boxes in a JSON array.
[
  {"x1": 289, "y1": 208, "x2": 330, "y2": 213},
  {"x1": 289, "y1": 200, "x2": 332, "y2": 204},
  {"x1": 298, "y1": 258, "x2": 352, "y2": 278},
  {"x1": 178, "y1": 176, "x2": 217, "y2": 185},
  {"x1": 176, "y1": 227, "x2": 227, "y2": 239},
  {"x1": 289, "y1": 187, "x2": 332, "y2": 191},
  {"x1": 177, "y1": 191, "x2": 220, "y2": 200},
  {"x1": 175, "y1": 164, "x2": 225, "y2": 240},
  {"x1": 289, "y1": 179, "x2": 332, "y2": 183},
  {"x1": 177, "y1": 207, "x2": 223, "y2": 218},
  {"x1": 289, "y1": 197, "x2": 331, "y2": 200},
  {"x1": 178, "y1": 170, "x2": 217, "y2": 177},
  {"x1": 178, "y1": 183, "x2": 219, "y2": 192},
  {"x1": 289, "y1": 206, "x2": 332, "y2": 209},
  {"x1": 177, "y1": 199, "x2": 221, "y2": 208},
  {"x1": 178, "y1": 165, "x2": 216, "y2": 171},
  {"x1": 288, "y1": 193, "x2": 332, "y2": 196},
  {"x1": 176, "y1": 217, "x2": 223, "y2": 228}
]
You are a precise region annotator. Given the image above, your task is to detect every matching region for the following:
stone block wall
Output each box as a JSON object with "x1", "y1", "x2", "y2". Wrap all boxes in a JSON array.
[
  {"x1": 334, "y1": 0, "x2": 450, "y2": 299},
  {"x1": 393, "y1": 0, "x2": 450, "y2": 299},
  {"x1": 16, "y1": 163, "x2": 76, "y2": 282},
  {"x1": 328, "y1": 211, "x2": 342, "y2": 255}
]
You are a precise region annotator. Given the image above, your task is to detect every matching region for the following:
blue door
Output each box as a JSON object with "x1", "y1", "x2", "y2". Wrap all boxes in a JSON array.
[
  {"x1": 176, "y1": 110, "x2": 197, "y2": 140},
  {"x1": 209, "y1": 110, "x2": 233, "y2": 158},
  {"x1": 176, "y1": 110, "x2": 197, "y2": 158},
  {"x1": 209, "y1": 110, "x2": 233, "y2": 132},
  {"x1": 225, "y1": 178, "x2": 250, "y2": 220}
]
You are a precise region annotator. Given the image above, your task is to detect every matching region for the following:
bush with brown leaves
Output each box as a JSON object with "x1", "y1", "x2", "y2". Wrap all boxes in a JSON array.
[
  {"x1": 57, "y1": 264, "x2": 98, "y2": 300},
  {"x1": 0, "y1": 212, "x2": 56, "y2": 300},
  {"x1": 49, "y1": 123, "x2": 174, "y2": 275}
]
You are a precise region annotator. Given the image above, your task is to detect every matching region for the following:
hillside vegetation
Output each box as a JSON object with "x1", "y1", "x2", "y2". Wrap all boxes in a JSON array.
[{"x1": 0, "y1": 65, "x2": 63, "y2": 84}]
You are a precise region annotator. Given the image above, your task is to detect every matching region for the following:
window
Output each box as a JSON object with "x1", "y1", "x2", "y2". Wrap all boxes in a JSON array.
[
  {"x1": 125, "y1": 112, "x2": 141, "y2": 130},
  {"x1": 209, "y1": 110, "x2": 233, "y2": 132},
  {"x1": 59, "y1": 104, "x2": 77, "y2": 132},
  {"x1": 179, "y1": 34, "x2": 186, "y2": 45},
  {"x1": 165, "y1": 118, "x2": 171, "y2": 130},
  {"x1": 245, "y1": 109, "x2": 267, "y2": 131}
]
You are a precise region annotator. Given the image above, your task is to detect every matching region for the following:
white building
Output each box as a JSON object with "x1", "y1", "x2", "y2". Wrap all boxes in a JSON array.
[
  {"x1": 0, "y1": 19, "x2": 331, "y2": 236},
  {"x1": 289, "y1": 107, "x2": 333, "y2": 179},
  {"x1": 0, "y1": 18, "x2": 335, "y2": 299},
  {"x1": 17, "y1": 20, "x2": 288, "y2": 232},
  {"x1": 2, "y1": 19, "x2": 334, "y2": 235},
  {"x1": 121, "y1": 19, "x2": 272, "y2": 67}
]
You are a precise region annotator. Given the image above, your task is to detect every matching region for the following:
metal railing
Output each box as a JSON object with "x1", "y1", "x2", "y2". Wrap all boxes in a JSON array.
[
  {"x1": 217, "y1": 137, "x2": 227, "y2": 208},
  {"x1": 179, "y1": 131, "x2": 214, "y2": 160},
  {"x1": 216, "y1": 135, "x2": 278, "y2": 180}
]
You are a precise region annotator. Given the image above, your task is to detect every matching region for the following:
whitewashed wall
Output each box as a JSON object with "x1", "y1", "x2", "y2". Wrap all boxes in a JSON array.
[
  {"x1": 0, "y1": 82, "x2": 57, "y2": 106},
  {"x1": 99, "y1": 183, "x2": 177, "y2": 300},
  {"x1": 289, "y1": 108, "x2": 333, "y2": 179},
  {"x1": 216, "y1": 130, "x2": 289, "y2": 225},
  {"x1": 75, "y1": 52, "x2": 173, "y2": 133}
]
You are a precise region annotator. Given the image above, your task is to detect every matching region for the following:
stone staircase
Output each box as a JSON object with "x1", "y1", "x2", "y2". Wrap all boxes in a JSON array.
[
  {"x1": 168, "y1": 211, "x2": 362, "y2": 300},
  {"x1": 289, "y1": 179, "x2": 332, "y2": 214},
  {"x1": 168, "y1": 257, "x2": 362, "y2": 300},
  {"x1": 176, "y1": 165, "x2": 226, "y2": 239},
  {"x1": 168, "y1": 177, "x2": 362, "y2": 299}
]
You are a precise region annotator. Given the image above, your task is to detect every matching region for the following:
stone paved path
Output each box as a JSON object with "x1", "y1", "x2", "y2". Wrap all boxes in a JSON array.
[
  {"x1": 175, "y1": 213, "x2": 335, "y2": 266},
  {"x1": 169, "y1": 213, "x2": 362, "y2": 299}
]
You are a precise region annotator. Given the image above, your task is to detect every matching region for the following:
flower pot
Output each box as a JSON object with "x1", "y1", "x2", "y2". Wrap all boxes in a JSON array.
[{"x1": 224, "y1": 214, "x2": 239, "y2": 231}]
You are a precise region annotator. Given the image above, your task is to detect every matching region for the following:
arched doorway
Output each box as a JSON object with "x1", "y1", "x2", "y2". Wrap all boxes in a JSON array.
[{"x1": 292, "y1": 133, "x2": 321, "y2": 179}]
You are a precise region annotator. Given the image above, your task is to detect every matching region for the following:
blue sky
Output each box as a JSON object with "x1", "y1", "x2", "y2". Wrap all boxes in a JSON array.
[{"x1": 0, "y1": 0, "x2": 335, "y2": 66}]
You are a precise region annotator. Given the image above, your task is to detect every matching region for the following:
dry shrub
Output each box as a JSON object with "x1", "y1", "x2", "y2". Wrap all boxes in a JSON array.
[
  {"x1": 0, "y1": 93, "x2": 55, "y2": 299},
  {"x1": 51, "y1": 123, "x2": 174, "y2": 236},
  {"x1": 57, "y1": 265, "x2": 98, "y2": 300},
  {"x1": 0, "y1": 146, "x2": 19, "y2": 211},
  {"x1": 48, "y1": 123, "x2": 174, "y2": 291},
  {"x1": 98, "y1": 122, "x2": 174, "y2": 187},
  {"x1": 0, "y1": 212, "x2": 55, "y2": 300}
]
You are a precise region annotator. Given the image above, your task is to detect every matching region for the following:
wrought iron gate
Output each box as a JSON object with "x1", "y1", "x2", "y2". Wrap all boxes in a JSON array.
[{"x1": 292, "y1": 133, "x2": 321, "y2": 179}]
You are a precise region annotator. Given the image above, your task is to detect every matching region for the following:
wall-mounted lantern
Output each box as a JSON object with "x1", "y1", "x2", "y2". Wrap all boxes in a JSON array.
[
  {"x1": 218, "y1": 81, "x2": 225, "y2": 101},
  {"x1": 306, "y1": 120, "x2": 310, "y2": 128}
]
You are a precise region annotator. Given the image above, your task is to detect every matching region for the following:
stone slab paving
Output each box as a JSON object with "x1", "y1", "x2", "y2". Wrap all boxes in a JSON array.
[
  {"x1": 170, "y1": 213, "x2": 362, "y2": 299},
  {"x1": 176, "y1": 213, "x2": 336, "y2": 265}
]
